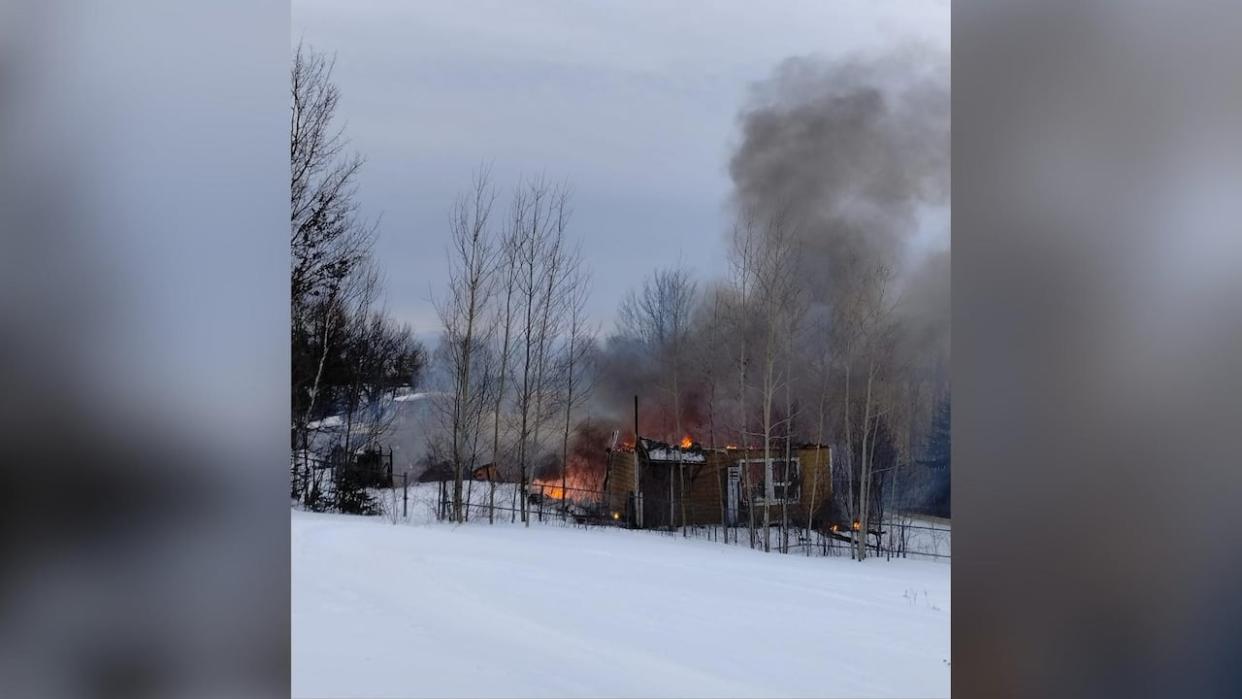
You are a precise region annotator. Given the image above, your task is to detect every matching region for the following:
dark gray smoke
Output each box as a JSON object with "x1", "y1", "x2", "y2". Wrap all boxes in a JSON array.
[
  {"x1": 897, "y1": 247, "x2": 950, "y2": 362},
  {"x1": 729, "y1": 46, "x2": 949, "y2": 310},
  {"x1": 727, "y1": 46, "x2": 951, "y2": 473},
  {"x1": 588, "y1": 47, "x2": 950, "y2": 450}
]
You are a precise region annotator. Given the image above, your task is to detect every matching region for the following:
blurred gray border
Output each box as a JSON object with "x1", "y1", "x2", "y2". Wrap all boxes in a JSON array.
[
  {"x1": 955, "y1": 1, "x2": 1242, "y2": 697},
  {"x1": 0, "y1": 2, "x2": 290, "y2": 697}
]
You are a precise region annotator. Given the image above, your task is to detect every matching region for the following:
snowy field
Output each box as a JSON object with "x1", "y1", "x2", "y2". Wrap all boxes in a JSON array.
[{"x1": 292, "y1": 503, "x2": 950, "y2": 698}]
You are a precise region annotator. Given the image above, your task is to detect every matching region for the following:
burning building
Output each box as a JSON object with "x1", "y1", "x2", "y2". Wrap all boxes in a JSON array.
[{"x1": 603, "y1": 435, "x2": 832, "y2": 531}]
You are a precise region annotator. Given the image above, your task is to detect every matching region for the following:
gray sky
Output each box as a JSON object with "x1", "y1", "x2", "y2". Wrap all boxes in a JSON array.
[{"x1": 294, "y1": 0, "x2": 948, "y2": 337}]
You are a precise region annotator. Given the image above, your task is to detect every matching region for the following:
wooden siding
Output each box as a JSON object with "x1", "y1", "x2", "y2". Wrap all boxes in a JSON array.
[
  {"x1": 603, "y1": 447, "x2": 636, "y2": 519},
  {"x1": 605, "y1": 442, "x2": 832, "y2": 528}
]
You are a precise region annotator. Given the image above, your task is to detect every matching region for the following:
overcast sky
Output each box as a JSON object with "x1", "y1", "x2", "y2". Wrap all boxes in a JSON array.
[{"x1": 294, "y1": 0, "x2": 949, "y2": 338}]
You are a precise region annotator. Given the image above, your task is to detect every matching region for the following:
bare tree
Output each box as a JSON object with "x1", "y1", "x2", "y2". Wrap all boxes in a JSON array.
[
  {"x1": 726, "y1": 213, "x2": 760, "y2": 548},
  {"x1": 463, "y1": 346, "x2": 501, "y2": 522},
  {"x1": 558, "y1": 258, "x2": 596, "y2": 518},
  {"x1": 511, "y1": 184, "x2": 540, "y2": 523},
  {"x1": 881, "y1": 372, "x2": 917, "y2": 559},
  {"x1": 618, "y1": 264, "x2": 697, "y2": 533},
  {"x1": 850, "y1": 264, "x2": 899, "y2": 561},
  {"x1": 692, "y1": 288, "x2": 730, "y2": 541},
  {"x1": 804, "y1": 310, "x2": 832, "y2": 555},
  {"x1": 486, "y1": 222, "x2": 521, "y2": 524},
  {"x1": 779, "y1": 285, "x2": 807, "y2": 553},
  {"x1": 436, "y1": 168, "x2": 499, "y2": 523},
  {"x1": 527, "y1": 188, "x2": 572, "y2": 527},
  {"x1": 875, "y1": 325, "x2": 944, "y2": 558},
  {"x1": 751, "y1": 209, "x2": 799, "y2": 553},
  {"x1": 834, "y1": 261, "x2": 871, "y2": 557},
  {"x1": 510, "y1": 178, "x2": 575, "y2": 524}
]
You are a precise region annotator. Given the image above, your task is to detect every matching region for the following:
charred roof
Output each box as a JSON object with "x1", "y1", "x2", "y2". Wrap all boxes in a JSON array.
[{"x1": 636, "y1": 437, "x2": 707, "y2": 464}]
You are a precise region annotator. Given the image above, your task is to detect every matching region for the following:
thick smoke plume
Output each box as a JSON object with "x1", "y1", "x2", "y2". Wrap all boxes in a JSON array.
[
  {"x1": 586, "y1": 47, "x2": 951, "y2": 461},
  {"x1": 730, "y1": 47, "x2": 949, "y2": 315}
]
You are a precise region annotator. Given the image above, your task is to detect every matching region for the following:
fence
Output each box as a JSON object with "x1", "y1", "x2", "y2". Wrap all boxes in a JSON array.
[
  {"x1": 428, "y1": 478, "x2": 951, "y2": 561},
  {"x1": 877, "y1": 518, "x2": 952, "y2": 560},
  {"x1": 430, "y1": 481, "x2": 616, "y2": 527}
]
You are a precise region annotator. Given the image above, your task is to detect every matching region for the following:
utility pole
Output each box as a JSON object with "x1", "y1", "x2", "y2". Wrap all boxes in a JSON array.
[{"x1": 633, "y1": 395, "x2": 643, "y2": 528}]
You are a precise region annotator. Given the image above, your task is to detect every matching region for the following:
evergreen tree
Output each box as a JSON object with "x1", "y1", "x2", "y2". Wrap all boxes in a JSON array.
[{"x1": 922, "y1": 397, "x2": 951, "y2": 517}]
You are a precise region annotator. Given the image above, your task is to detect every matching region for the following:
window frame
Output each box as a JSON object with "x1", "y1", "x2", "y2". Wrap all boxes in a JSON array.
[{"x1": 738, "y1": 457, "x2": 801, "y2": 505}]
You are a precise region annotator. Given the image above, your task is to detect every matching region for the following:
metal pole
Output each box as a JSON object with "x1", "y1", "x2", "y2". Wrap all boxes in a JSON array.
[
  {"x1": 633, "y1": 395, "x2": 642, "y2": 529},
  {"x1": 402, "y1": 472, "x2": 408, "y2": 519},
  {"x1": 668, "y1": 467, "x2": 674, "y2": 533}
]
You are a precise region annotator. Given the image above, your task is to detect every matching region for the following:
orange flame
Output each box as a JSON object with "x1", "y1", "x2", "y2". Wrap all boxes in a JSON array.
[
  {"x1": 725, "y1": 444, "x2": 738, "y2": 450},
  {"x1": 851, "y1": 520, "x2": 861, "y2": 532},
  {"x1": 679, "y1": 435, "x2": 693, "y2": 449},
  {"x1": 533, "y1": 480, "x2": 565, "y2": 500}
]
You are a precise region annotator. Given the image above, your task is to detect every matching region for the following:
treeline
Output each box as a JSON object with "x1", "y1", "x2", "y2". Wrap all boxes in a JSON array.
[
  {"x1": 290, "y1": 44, "x2": 425, "y2": 508},
  {"x1": 593, "y1": 206, "x2": 950, "y2": 559}
]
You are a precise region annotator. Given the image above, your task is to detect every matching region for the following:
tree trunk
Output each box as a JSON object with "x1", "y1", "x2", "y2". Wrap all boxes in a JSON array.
[
  {"x1": 739, "y1": 340, "x2": 756, "y2": 549},
  {"x1": 856, "y1": 361, "x2": 875, "y2": 561},
  {"x1": 560, "y1": 326, "x2": 575, "y2": 524},
  {"x1": 806, "y1": 372, "x2": 828, "y2": 556},
  {"x1": 782, "y1": 330, "x2": 794, "y2": 554},
  {"x1": 761, "y1": 323, "x2": 776, "y2": 554},
  {"x1": 843, "y1": 361, "x2": 856, "y2": 558},
  {"x1": 488, "y1": 279, "x2": 515, "y2": 525},
  {"x1": 673, "y1": 370, "x2": 687, "y2": 536}
]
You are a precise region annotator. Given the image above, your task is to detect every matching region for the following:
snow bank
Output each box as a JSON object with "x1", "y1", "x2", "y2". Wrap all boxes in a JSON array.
[{"x1": 292, "y1": 508, "x2": 950, "y2": 698}]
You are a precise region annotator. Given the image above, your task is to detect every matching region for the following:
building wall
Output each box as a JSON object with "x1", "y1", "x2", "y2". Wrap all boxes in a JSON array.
[
  {"x1": 688, "y1": 447, "x2": 832, "y2": 527},
  {"x1": 605, "y1": 444, "x2": 832, "y2": 528},
  {"x1": 604, "y1": 448, "x2": 636, "y2": 520}
]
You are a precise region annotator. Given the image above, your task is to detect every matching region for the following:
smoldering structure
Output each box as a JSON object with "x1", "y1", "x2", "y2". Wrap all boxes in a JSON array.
[
  {"x1": 572, "y1": 48, "x2": 951, "y2": 528},
  {"x1": 424, "y1": 49, "x2": 952, "y2": 534}
]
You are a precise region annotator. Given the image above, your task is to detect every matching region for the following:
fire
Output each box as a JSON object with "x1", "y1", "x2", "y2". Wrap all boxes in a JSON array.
[
  {"x1": 851, "y1": 520, "x2": 861, "y2": 532},
  {"x1": 532, "y1": 479, "x2": 565, "y2": 500},
  {"x1": 830, "y1": 524, "x2": 839, "y2": 533},
  {"x1": 532, "y1": 469, "x2": 601, "y2": 502},
  {"x1": 679, "y1": 435, "x2": 693, "y2": 449},
  {"x1": 725, "y1": 444, "x2": 738, "y2": 450}
]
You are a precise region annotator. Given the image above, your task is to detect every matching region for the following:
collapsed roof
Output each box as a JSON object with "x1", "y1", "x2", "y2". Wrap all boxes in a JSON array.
[{"x1": 637, "y1": 437, "x2": 707, "y2": 464}]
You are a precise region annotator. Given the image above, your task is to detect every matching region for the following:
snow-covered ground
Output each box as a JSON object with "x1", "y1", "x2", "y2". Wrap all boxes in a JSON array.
[{"x1": 292, "y1": 502, "x2": 950, "y2": 698}]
